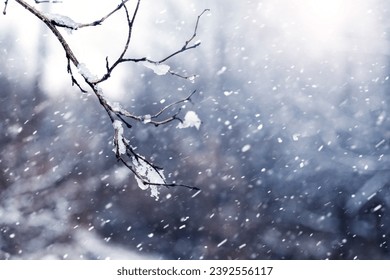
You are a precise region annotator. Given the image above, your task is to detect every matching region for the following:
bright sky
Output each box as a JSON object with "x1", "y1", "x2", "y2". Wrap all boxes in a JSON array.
[{"x1": 1, "y1": 0, "x2": 388, "y2": 101}]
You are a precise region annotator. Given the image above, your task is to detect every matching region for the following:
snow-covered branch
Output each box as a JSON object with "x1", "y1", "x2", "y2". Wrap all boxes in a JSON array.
[{"x1": 6, "y1": 0, "x2": 208, "y2": 198}]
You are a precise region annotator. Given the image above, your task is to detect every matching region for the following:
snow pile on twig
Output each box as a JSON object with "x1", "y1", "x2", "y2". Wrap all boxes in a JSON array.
[
  {"x1": 112, "y1": 120, "x2": 127, "y2": 155},
  {"x1": 177, "y1": 111, "x2": 201, "y2": 130},
  {"x1": 132, "y1": 158, "x2": 165, "y2": 201},
  {"x1": 77, "y1": 63, "x2": 99, "y2": 83},
  {"x1": 45, "y1": 13, "x2": 80, "y2": 29},
  {"x1": 142, "y1": 61, "x2": 170, "y2": 75}
]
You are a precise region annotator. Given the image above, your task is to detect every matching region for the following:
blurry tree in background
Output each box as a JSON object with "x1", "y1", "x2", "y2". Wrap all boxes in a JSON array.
[{"x1": 1, "y1": 0, "x2": 390, "y2": 260}]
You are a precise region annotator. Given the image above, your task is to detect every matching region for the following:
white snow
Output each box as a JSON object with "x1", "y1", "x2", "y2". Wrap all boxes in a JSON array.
[
  {"x1": 132, "y1": 158, "x2": 165, "y2": 200},
  {"x1": 217, "y1": 238, "x2": 228, "y2": 247},
  {"x1": 143, "y1": 114, "x2": 152, "y2": 124},
  {"x1": 110, "y1": 101, "x2": 124, "y2": 112},
  {"x1": 373, "y1": 204, "x2": 382, "y2": 212},
  {"x1": 292, "y1": 133, "x2": 300, "y2": 141},
  {"x1": 77, "y1": 63, "x2": 99, "y2": 83},
  {"x1": 241, "y1": 144, "x2": 251, "y2": 153},
  {"x1": 44, "y1": 13, "x2": 80, "y2": 29},
  {"x1": 7, "y1": 124, "x2": 23, "y2": 137},
  {"x1": 188, "y1": 75, "x2": 197, "y2": 83},
  {"x1": 112, "y1": 120, "x2": 127, "y2": 155},
  {"x1": 217, "y1": 66, "x2": 227, "y2": 75},
  {"x1": 141, "y1": 61, "x2": 170, "y2": 75},
  {"x1": 177, "y1": 111, "x2": 201, "y2": 130}
]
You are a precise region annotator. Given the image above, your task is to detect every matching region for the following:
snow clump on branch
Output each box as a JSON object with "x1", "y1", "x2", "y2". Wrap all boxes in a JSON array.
[
  {"x1": 177, "y1": 111, "x2": 201, "y2": 130},
  {"x1": 141, "y1": 61, "x2": 170, "y2": 75},
  {"x1": 44, "y1": 13, "x2": 80, "y2": 29}
]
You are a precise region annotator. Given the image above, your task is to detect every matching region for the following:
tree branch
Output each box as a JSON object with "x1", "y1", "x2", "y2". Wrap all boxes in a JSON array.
[{"x1": 8, "y1": 0, "x2": 208, "y2": 198}]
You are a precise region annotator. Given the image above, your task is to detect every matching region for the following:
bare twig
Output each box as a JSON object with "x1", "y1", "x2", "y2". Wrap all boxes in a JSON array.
[
  {"x1": 108, "y1": 90, "x2": 195, "y2": 127},
  {"x1": 157, "y1": 8, "x2": 210, "y2": 63},
  {"x1": 3, "y1": 0, "x2": 8, "y2": 15},
  {"x1": 150, "y1": 90, "x2": 196, "y2": 120},
  {"x1": 66, "y1": 58, "x2": 87, "y2": 93}
]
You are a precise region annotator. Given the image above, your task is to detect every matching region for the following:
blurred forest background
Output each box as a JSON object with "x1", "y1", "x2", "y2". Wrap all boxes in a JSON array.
[{"x1": 1, "y1": 0, "x2": 390, "y2": 259}]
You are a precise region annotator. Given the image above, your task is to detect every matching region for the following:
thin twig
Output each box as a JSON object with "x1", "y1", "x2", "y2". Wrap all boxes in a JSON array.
[
  {"x1": 158, "y1": 8, "x2": 209, "y2": 63},
  {"x1": 3, "y1": 0, "x2": 9, "y2": 15},
  {"x1": 77, "y1": 0, "x2": 130, "y2": 28},
  {"x1": 151, "y1": 90, "x2": 196, "y2": 119}
]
